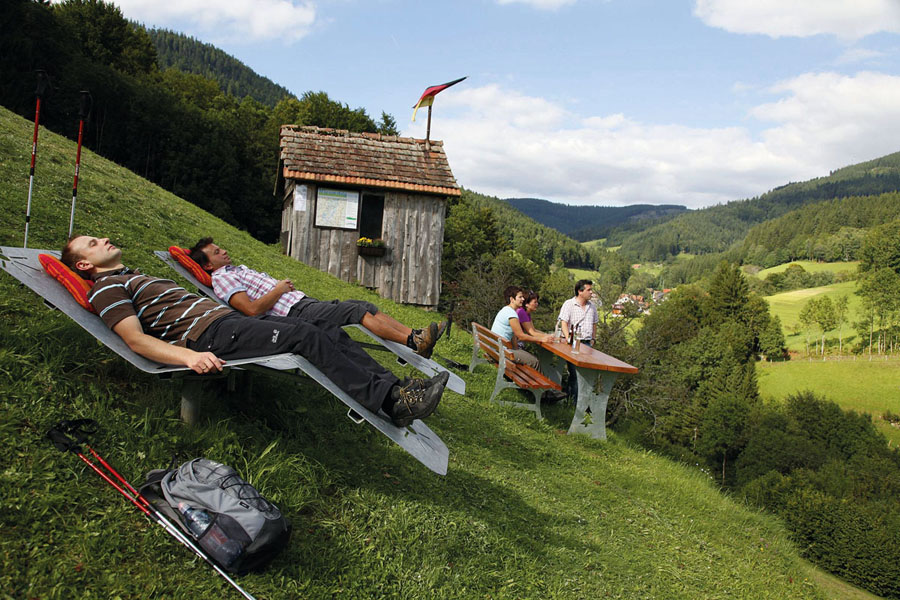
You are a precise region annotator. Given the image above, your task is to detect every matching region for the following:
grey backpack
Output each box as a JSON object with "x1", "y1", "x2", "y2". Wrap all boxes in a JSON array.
[{"x1": 141, "y1": 458, "x2": 291, "y2": 574}]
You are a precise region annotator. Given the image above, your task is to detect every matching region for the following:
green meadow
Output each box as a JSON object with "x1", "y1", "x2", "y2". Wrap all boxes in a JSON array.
[
  {"x1": 752, "y1": 260, "x2": 859, "y2": 278},
  {"x1": 581, "y1": 238, "x2": 607, "y2": 249},
  {"x1": 566, "y1": 267, "x2": 602, "y2": 281},
  {"x1": 758, "y1": 358, "x2": 900, "y2": 446},
  {"x1": 763, "y1": 281, "x2": 861, "y2": 352},
  {"x1": 0, "y1": 105, "x2": 870, "y2": 599}
]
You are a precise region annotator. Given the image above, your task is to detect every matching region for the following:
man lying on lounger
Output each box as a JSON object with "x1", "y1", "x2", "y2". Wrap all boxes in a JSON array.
[
  {"x1": 189, "y1": 237, "x2": 446, "y2": 359},
  {"x1": 62, "y1": 235, "x2": 448, "y2": 427}
]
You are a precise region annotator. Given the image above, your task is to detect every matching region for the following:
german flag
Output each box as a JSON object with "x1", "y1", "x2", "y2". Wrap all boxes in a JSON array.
[{"x1": 411, "y1": 76, "x2": 467, "y2": 121}]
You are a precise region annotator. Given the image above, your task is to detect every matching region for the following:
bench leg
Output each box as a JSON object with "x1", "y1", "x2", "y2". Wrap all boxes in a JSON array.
[
  {"x1": 470, "y1": 328, "x2": 490, "y2": 372},
  {"x1": 490, "y1": 370, "x2": 546, "y2": 421},
  {"x1": 530, "y1": 388, "x2": 543, "y2": 420},
  {"x1": 489, "y1": 367, "x2": 521, "y2": 405}
]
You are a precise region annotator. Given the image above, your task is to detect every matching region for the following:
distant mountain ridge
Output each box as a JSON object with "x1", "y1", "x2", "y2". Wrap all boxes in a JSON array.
[
  {"x1": 612, "y1": 150, "x2": 900, "y2": 261},
  {"x1": 147, "y1": 28, "x2": 294, "y2": 107},
  {"x1": 504, "y1": 198, "x2": 688, "y2": 241}
]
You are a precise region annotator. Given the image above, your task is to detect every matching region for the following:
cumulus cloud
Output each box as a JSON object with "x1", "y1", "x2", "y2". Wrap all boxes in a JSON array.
[
  {"x1": 406, "y1": 74, "x2": 900, "y2": 209},
  {"x1": 752, "y1": 71, "x2": 900, "y2": 167},
  {"x1": 693, "y1": 0, "x2": 900, "y2": 40},
  {"x1": 110, "y1": 0, "x2": 316, "y2": 43}
]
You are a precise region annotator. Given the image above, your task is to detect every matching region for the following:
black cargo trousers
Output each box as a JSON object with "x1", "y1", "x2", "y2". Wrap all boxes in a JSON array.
[{"x1": 190, "y1": 313, "x2": 399, "y2": 413}]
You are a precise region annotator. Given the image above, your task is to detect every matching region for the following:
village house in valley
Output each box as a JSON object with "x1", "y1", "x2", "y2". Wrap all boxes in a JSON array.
[{"x1": 276, "y1": 126, "x2": 460, "y2": 307}]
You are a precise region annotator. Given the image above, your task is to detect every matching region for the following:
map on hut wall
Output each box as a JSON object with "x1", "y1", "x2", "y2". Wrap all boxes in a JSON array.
[{"x1": 315, "y1": 188, "x2": 359, "y2": 229}]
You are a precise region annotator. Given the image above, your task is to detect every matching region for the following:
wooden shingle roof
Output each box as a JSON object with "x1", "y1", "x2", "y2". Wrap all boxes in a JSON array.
[{"x1": 279, "y1": 125, "x2": 460, "y2": 196}]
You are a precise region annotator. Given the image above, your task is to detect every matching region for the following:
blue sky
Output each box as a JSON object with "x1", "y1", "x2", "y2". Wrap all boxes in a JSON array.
[{"x1": 112, "y1": 0, "x2": 900, "y2": 209}]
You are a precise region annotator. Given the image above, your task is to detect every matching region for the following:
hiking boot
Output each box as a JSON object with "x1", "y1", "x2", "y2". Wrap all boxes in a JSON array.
[
  {"x1": 389, "y1": 373, "x2": 447, "y2": 427},
  {"x1": 412, "y1": 322, "x2": 440, "y2": 358},
  {"x1": 399, "y1": 370, "x2": 450, "y2": 391}
]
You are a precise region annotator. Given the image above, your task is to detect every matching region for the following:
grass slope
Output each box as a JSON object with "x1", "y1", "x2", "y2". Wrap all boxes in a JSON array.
[{"x1": 0, "y1": 105, "x2": 831, "y2": 599}]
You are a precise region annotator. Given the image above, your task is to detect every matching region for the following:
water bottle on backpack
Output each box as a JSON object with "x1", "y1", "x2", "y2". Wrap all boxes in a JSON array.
[{"x1": 179, "y1": 502, "x2": 243, "y2": 568}]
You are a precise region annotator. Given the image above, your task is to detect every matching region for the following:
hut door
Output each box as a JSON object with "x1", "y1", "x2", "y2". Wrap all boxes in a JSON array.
[{"x1": 359, "y1": 193, "x2": 385, "y2": 240}]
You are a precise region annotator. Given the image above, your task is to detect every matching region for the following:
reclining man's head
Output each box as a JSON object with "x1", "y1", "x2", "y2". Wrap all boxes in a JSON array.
[
  {"x1": 189, "y1": 237, "x2": 231, "y2": 273},
  {"x1": 62, "y1": 236, "x2": 124, "y2": 279}
]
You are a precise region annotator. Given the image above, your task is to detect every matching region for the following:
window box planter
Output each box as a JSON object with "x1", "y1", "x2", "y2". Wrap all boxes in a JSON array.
[{"x1": 357, "y1": 245, "x2": 386, "y2": 257}]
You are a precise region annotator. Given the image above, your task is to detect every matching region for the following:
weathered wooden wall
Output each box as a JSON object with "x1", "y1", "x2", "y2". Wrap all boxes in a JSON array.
[{"x1": 280, "y1": 181, "x2": 446, "y2": 306}]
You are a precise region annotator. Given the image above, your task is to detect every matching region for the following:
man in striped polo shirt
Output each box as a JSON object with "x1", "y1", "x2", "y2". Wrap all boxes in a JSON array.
[
  {"x1": 61, "y1": 235, "x2": 447, "y2": 427},
  {"x1": 188, "y1": 237, "x2": 444, "y2": 358}
]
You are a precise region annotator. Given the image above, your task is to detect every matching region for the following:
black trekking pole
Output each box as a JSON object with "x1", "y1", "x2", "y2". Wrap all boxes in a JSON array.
[
  {"x1": 46, "y1": 420, "x2": 258, "y2": 600},
  {"x1": 24, "y1": 70, "x2": 50, "y2": 248},
  {"x1": 68, "y1": 91, "x2": 92, "y2": 238}
]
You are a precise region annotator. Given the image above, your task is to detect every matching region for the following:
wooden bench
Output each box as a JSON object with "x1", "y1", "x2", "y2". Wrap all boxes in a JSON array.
[{"x1": 469, "y1": 322, "x2": 562, "y2": 420}]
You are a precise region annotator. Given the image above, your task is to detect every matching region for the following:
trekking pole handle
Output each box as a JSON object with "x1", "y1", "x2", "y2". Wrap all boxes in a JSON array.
[
  {"x1": 35, "y1": 70, "x2": 49, "y2": 98},
  {"x1": 46, "y1": 419, "x2": 99, "y2": 452},
  {"x1": 79, "y1": 91, "x2": 92, "y2": 120}
]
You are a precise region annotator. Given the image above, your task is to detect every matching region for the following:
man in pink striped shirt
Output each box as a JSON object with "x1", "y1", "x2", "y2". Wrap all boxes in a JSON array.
[{"x1": 190, "y1": 238, "x2": 444, "y2": 358}]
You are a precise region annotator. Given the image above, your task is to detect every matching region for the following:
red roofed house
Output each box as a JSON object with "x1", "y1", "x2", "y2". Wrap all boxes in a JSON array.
[{"x1": 276, "y1": 125, "x2": 460, "y2": 307}]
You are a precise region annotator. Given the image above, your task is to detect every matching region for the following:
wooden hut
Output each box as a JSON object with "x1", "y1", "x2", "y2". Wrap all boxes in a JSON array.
[{"x1": 276, "y1": 125, "x2": 460, "y2": 307}]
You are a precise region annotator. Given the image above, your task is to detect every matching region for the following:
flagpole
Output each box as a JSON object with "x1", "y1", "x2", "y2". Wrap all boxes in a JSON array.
[{"x1": 426, "y1": 105, "x2": 432, "y2": 150}]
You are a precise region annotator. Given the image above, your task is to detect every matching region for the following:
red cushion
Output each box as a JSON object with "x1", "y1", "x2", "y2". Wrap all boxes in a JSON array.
[
  {"x1": 39, "y1": 254, "x2": 95, "y2": 313},
  {"x1": 168, "y1": 246, "x2": 212, "y2": 287}
]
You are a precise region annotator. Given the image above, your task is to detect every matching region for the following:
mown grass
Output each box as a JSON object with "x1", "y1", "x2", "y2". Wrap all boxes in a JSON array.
[
  {"x1": 802, "y1": 561, "x2": 885, "y2": 600},
  {"x1": 566, "y1": 267, "x2": 601, "y2": 282},
  {"x1": 757, "y1": 358, "x2": 900, "y2": 447},
  {"x1": 752, "y1": 260, "x2": 859, "y2": 279},
  {"x1": 0, "y1": 105, "x2": 839, "y2": 599},
  {"x1": 763, "y1": 281, "x2": 861, "y2": 352}
]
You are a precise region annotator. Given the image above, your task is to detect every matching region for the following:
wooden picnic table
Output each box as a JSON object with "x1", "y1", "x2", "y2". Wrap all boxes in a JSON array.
[{"x1": 535, "y1": 339, "x2": 638, "y2": 439}]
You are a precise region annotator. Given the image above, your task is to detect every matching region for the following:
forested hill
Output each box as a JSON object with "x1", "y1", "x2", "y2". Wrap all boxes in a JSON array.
[
  {"x1": 148, "y1": 29, "x2": 293, "y2": 107},
  {"x1": 505, "y1": 198, "x2": 687, "y2": 242},
  {"x1": 614, "y1": 150, "x2": 900, "y2": 262},
  {"x1": 740, "y1": 191, "x2": 900, "y2": 265},
  {"x1": 466, "y1": 191, "x2": 606, "y2": 268}
]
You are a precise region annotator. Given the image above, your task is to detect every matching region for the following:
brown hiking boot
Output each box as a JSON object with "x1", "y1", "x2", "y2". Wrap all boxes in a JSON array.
[
  {"x1": 389, "y1": 373, "x2": 447, "y2": 427},
  {"x1": 412, "y1": 322, "x2": 440, "y2": 358},
  {"x1": 398, "y1": 370, "x2": 450, "y2": 391}
]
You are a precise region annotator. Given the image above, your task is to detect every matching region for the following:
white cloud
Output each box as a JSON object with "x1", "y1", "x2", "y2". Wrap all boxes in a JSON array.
[
  {"x1": 693, "y1": 0, "x2": 900, "y2": 40},
  {"x1": 111, "y1": 0, "x2": 316, "y2": 43},
  {"x1": 835, "y1": 47, "x2": 884, "y2": 65},
  {"x1": 495, "y1": 0, "x2": 577, "y2": 10},
  {"x1": 752, "y1": 71, "x2": 900, "y2": 167},
  {"x1": 404, "y1": 74, "x2": 900, "y2": 209}
]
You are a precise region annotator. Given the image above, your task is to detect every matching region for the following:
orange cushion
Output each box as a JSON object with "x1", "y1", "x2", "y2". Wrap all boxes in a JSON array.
[
  {"x1": 39, "y1": 254, "x2": 95, "y2": 313},
  {"x1": 168, "y1": 246, "x2": 212, "y2": 287}
]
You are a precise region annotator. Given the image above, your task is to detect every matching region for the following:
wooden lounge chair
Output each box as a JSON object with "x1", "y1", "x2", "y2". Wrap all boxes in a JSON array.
[{"x1": 153, "y1": 250, "x2": 466, "y2": 395}]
